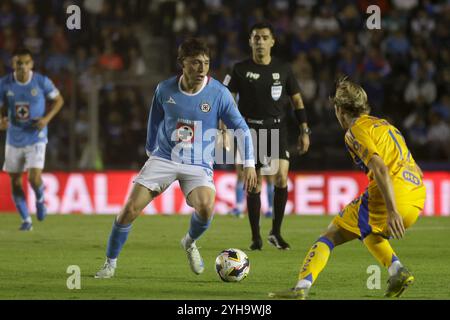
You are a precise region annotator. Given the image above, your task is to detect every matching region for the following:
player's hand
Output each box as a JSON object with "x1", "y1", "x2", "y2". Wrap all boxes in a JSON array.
[
  {"x1": 0, "y1": 117, "x2": 8, "y2": 130},
  {"x1": 387, "y1": 211, "x2": 405, "y2": 239},
  {"x1": 297, "y1": 133, "x2": 310, "y2": 155},
  {"x1": 243, "y1": 167, "x2": 257, "y2": 192},
  {"x1": 32, "y1": 117, "x2": 49, "y2": 130}
]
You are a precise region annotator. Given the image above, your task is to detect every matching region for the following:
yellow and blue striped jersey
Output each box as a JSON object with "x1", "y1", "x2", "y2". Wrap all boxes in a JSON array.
[{"x1": 344, "y1": 114, "x2": 425, "y2": 207}]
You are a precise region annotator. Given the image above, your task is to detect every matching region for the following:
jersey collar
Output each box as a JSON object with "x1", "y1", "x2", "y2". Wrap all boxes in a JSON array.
[
  {"x1": 13, "y1": 71, "x2": 33, "y2": 86},
  {"x1": 178, "y1": 75, "x2": 208, "y2": 96}
]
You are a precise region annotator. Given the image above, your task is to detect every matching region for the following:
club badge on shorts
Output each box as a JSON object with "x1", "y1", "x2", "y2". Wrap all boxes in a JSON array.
[
  {"x1": 271, "y1": 85, "x2": 282, "y2": 101},
  {"x1": 200, "y1": 102, "x2": 211, "y2": 113}
]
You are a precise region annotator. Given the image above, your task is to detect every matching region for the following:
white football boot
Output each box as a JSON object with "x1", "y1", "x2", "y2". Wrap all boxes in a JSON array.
[
  {"x1": 94, "y1": 262, "x2": 116, "y2": 278},
  {"x1": 181, "y1": 235, "x2": 204, "y2": 275}
]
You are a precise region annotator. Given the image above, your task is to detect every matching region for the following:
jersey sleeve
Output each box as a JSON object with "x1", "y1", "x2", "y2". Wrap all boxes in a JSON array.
[
  {"x1": 145, "y1": 84, "x2": 164, "y2": 155},
  {"x1": 285, "y1": 65, "x2": 301, "y2": 96},
  {"x1": 225, "y1": 65, "x2": 239, "y2": 94},
  {"x1": 218, "y1": 89, "x2": 255, "y2": 167},
  {"x1": 43, "y1": 76, "x2": 60, "y2": 100},
  {"x1": 345, "y1": 125, "x2": 379, "y2": 167}
]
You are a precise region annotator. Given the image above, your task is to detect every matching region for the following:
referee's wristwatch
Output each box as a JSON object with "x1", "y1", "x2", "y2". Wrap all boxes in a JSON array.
[{"x1": 300, "y1": 127, "x2": 312, "y2": 135}]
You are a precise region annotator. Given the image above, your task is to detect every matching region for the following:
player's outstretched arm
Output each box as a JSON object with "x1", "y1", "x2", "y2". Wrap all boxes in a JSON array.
[{"x1": 367, "y1": 155, "x2": 405, "y2": 239}]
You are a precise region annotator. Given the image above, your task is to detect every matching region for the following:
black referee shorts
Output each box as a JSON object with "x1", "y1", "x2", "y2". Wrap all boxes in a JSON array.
[{"x1": 247, "y1": 120, "x2": 290, "y2": 170}]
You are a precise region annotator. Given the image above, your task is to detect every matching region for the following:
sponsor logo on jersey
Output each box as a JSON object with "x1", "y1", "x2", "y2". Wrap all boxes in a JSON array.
[
  {"x1": 272, "y1": 73, "x2": 280, "y2": 80},
  {"x1": 15, "y1": 102, "x2": 30, "y2": 121},
  {"x1": 200, "y1": 102, "x2": 211, "y2": 113},
  {"x1": 403, "y1": 170, "x2": 420, "y2": 186},
  {"x1": 176, "y1": 122, "x2": 195, "y2": 143},
  {"x1": 246, "y1": 72, "x2": 260, "y2": 80},
  {"x1": 271, "y1": 85, "x2": 282, "y2": 101}
]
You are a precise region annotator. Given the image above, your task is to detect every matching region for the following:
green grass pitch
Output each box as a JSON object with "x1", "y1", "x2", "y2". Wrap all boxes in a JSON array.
[{"x1": 0, "y1": 214, "x2": 449, "y2": 300}]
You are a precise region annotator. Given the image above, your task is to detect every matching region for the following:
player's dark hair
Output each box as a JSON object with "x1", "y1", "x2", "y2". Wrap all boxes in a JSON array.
[
  {"x1": 249, "y1": 22, "x2": 275, "y2": 38},
  {"x1": 13, "y1": 47, "x2": 33, "y2": 57},
  {"x1": 177, "y1": 38, "x2": 210, "y2": 64}
]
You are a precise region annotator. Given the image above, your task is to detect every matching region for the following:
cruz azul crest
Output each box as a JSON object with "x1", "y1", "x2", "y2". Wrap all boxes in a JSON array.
[{"x1": 200, "y1": 102, "x2": 211, "y2": 113}]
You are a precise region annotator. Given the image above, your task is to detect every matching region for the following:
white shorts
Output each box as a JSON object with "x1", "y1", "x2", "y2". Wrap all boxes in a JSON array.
[
  {"x1": 134, "y1": 156, "x2": 216, "y2": 206},
  {"x1": 3, "y1": 143, "x2": 47, "y2": 173}
]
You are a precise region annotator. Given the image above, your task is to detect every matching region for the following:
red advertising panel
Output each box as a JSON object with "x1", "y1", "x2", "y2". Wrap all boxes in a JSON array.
[{"x1": 0, "y1": 171, "x2": 448, "y2": 216}]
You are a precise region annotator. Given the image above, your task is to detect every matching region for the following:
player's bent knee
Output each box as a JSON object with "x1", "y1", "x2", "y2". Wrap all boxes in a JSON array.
[{"x1": 194, "y1": 201, "x2": 214, "y2": 218}]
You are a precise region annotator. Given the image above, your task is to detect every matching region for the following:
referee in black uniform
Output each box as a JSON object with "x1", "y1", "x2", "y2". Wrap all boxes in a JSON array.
[{"x1": 224, "y1": 22, "x2": 311, "y2": 250}]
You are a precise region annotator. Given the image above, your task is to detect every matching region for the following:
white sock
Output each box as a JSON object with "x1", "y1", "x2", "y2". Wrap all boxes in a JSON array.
[
  {"x1": 388, "y1": 260, "x2": 403, "y2": 276},
  {"x1": 295, "y1": 279, "x2": 312, "y2": 290},
  {"x1": 183, "y1": 233, "x2": 195, "y2": 248},
  {"x1": 106, "y1": 258, "x2": 117, "y2": 268},
  {"x1": 24, "y1": 217, "x2": 32, "y2": 223}
]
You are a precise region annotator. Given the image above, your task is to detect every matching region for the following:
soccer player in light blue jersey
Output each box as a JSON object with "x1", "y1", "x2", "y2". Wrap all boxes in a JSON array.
[
  {"x1": 95, "y1": 38, "x2": 257, "y2": 278},
  {"x1": 0, "y1": 48, "x2": 64, "y2": 231}
]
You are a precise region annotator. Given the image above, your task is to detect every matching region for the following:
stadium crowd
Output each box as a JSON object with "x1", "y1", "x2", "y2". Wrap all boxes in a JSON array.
[{"x1": 0, "y1": 0, "x2": 449, "y2": 170}]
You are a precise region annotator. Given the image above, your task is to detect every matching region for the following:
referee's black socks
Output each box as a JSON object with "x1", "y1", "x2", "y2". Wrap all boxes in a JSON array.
[
  {"x1": 272, "y1": 187, "x2": 288, "y2": 236},
  {"x1": 247, "y1": 192, "x2": 261, "y2": 241}
]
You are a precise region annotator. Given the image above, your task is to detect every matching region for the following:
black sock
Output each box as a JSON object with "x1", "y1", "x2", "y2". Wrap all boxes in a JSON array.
[
  {"x1": 272, "y1": 187, "x2": 288, "y2": 235},
  {"x1": 247, "y1": 192, "x2": 261, "y2": 240}
]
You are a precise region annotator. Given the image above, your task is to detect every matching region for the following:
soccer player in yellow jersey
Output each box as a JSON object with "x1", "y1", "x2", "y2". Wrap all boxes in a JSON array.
[{"x1": 269, "y1": 78, "x2": 426, "y2": 299}]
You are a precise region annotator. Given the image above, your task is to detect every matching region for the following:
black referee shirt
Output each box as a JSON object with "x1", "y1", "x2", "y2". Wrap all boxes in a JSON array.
[{"x1": 226, "y1": 57, "x2": 300, "y2": 119}]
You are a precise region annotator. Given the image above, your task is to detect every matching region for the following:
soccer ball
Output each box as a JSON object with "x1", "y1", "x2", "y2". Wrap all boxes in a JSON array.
[{"x1": 215, "y1": 248, "x2": 250, "y2": 282}]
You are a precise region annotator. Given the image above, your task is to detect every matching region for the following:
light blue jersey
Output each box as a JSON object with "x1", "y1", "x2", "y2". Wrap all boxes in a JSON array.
[
  {"x1": 0, "y1": 71, "x2": 59, "y2": 147},
  {"x1": 146, "y1": 75, "x2": 254, "y2": 169}
]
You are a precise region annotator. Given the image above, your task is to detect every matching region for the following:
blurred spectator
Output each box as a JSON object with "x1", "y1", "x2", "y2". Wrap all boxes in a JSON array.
[
  {"x1": 44, "y1": 45, "x2": 72, "y2": 75},
  {"x1": 383, "y1": 29, "x2": 410, "y2": 58},
  {"x1": 431, "y1": 94, "x2": 450, "y2": 122},
  {"x1": 172, "y1": 2, "x2": 197, "y2": 35},
  {"x1": 404, "y1": 67, "x2": 437, "y2": 104},
  {"x1": 0, "y1": 1, "x2": 16, "y2": 28},
  {"x1": 99, "y1": 41, "x2": 124, "y2": 71},
  {"x1": 403, "y1": 102, "x2": 428, "y2": 157},
  {"x1": 23, "y1": 27, "x2": 43, "y2": 56},
  {"x1": 337, "y1": 48, "x2": 359, "y2": 79},
  {"x1": 22, "y1": 2, "x2": 40, "y2": 29},
  {"x1": 127, "y1": 47, "x2": 146, "y2": 77},
  {"x1": 338, "y1": 3, "x2": 363, "y2": 32},
  {"x1": 427, "y1": 111, "x2": 450, "y2": 160},
  {"x1": 411, "y1": 9, "x2": 435, "y2": 37},
  {"x1": 391, "y1": 0, "x2": 419, "y2": 11}
]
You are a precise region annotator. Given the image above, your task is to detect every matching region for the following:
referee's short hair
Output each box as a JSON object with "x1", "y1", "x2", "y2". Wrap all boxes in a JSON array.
[
  {"x1": 249, "y1": 22, "x2": 275, "y2": 38},
  {"x1": 177, "y1": 38, "x2": 210, "y2": 64}
]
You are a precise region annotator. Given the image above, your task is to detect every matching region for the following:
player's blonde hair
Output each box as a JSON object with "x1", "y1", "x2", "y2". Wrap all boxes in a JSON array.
[{"x1": 332, "y1": 77, "x2": 370, "y2": 117}]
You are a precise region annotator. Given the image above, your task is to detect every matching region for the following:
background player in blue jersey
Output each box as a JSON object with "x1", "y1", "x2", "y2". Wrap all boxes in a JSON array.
[
  {"x1": 0, "y1": 48, "x2": 64, "y2": 231},
  {"x1": 95, "y1": 38, "x2": 257, "y2": 278}
]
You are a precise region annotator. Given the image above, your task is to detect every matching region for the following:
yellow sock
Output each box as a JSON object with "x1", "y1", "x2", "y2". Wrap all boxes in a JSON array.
[
  {"x1": 363, "y1": 233, "x2": 398, "y2": 268},
  {"x1": 298, "y1": 237, "x2": 334, "y2": 284}
]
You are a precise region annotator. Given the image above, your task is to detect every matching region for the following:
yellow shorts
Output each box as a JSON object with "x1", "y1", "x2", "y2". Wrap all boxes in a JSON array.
[{"x1": 333, "y1": 187, "x2": 426, "y2": 239}]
